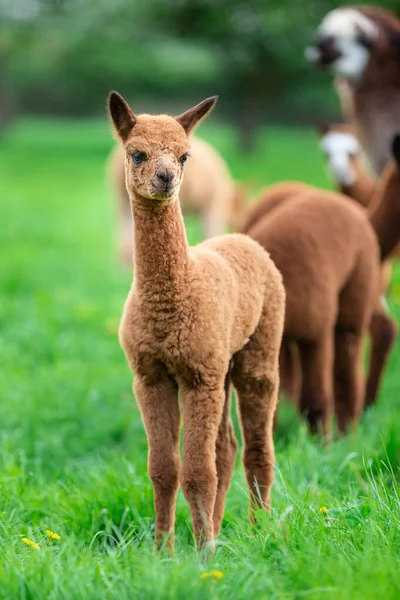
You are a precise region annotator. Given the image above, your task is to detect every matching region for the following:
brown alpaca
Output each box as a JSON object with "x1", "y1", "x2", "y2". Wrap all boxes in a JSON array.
[
  {"x1": 244, "y1": 186, "x2": 380, "y2": 436},
  {"x1": 370, "y1": 135, "x2": 400, "y2": 261},
  {"x1": 317, "y1": 122, "x2": 397, "y2": 406},
  {"x1": 306, "y1": 6, "x2": 400, "y2": 176},
  {"x1": 108, "y1": 92, "x2": 285, "y2": 551},
  {"x1": 108, "y1": 137, "x2": 245, "y2": 265}
]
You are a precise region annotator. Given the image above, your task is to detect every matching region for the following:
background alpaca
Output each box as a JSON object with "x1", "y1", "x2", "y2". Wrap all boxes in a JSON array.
[
  {"x1": 108, "y1": 91, "x2": 285, "y2": 550},
  {"x1": 244, "y1": 187, "x2": 379, "y2": 436},
  {"x1": 317, "y1": 122, "x2": 397, "y2": 407},
  {"x1": 108, "y1": 136, "x2": 245, "y2": 265},
  {"x1": 370, "y1": 135, "x2": 400, "y2": 261},
  {"x1": 317, "y1": 122, "x2": 376, "y2": 207},
  {"x1": 306, "y1": 5, "x2": 400, "y2": 176}
]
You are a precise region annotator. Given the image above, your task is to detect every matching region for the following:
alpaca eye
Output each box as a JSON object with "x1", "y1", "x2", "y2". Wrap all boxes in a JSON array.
[
  {"x1": 132, "y1": 151, "x2": 147, "y2": 164},
  {"x1": 179, "y1": 153, "x2": 189, "y2": 166}
]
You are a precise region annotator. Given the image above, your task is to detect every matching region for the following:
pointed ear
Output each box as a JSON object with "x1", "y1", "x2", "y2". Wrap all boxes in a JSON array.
[
  {"x1": 176, "y1": 96, "x2": 218, "y2": 135},
  {"x1": 315, "y1": 120, "x2": 330, "y2": 137},
  {"x1": 108, "y1": 91, "x2": 137, "y2": 142},
  {"x1": 392, "y1": 134, "x2": 400, "y2": 166}
]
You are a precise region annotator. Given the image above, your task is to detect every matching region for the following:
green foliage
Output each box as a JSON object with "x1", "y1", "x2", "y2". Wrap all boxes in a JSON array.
[
  {"x1": 0, "y1": 118, "x2": 400, "y2": 598},
  {"x1": 1, "y1": 0, "x2": 399, "y2": 125}
]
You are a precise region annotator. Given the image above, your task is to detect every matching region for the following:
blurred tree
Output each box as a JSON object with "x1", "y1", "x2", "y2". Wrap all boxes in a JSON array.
[{"x1": 1, "y1": 0, "x2": 399, "y2": 145}]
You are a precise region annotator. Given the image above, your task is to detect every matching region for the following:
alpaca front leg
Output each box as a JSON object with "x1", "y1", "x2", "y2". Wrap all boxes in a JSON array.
[
  {"x1": 134, "y1": 372, "x2": 180, "y2": 551},
  {"x1": 181, "y1": 383, "x2": 225, "y2": 550}
]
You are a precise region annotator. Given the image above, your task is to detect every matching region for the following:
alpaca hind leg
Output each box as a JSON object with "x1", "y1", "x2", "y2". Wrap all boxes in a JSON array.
[
  {"x1": 298, "y1": 333, "x2": 334, "y2": 439},
  {"x1": 365, "y1": 309, "x2": 397, "y2": 408},
  {"x1": 280, "y1": 341, "x2": 302, "y2": 403},
  {"x1": 181, "y1": 380, "x2": 226, "y2": 549},
  {"x1": 335, "y1": 255, "x2": 377, "y2": 428},
  {"x1": 334, "y1": 327, "x2": 365, "y2": 433},
  {"x1": 213, "y1": 366, "x2": 238, "y2": 537},
  {"x1": 134, "y1": 368, "x2": 180, "y2": 551},
  {"x1": 232, "y1": 295, "x2": 284, "y2": 517}
]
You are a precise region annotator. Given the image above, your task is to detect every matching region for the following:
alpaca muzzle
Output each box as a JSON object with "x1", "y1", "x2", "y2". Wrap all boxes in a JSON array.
[{"x1": 305, "y1": 36, "x2": 341, "y2": 68}]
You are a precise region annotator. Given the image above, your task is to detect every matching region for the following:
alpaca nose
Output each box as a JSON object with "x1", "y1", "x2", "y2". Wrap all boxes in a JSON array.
[{"x1": 156, "y1": 169, "x2": 174, "y2": 184}]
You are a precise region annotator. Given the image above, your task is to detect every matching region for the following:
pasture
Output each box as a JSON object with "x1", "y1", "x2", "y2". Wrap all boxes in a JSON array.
[{"x1": 0, "y1": 119, "x2": 399, "y2": 599}]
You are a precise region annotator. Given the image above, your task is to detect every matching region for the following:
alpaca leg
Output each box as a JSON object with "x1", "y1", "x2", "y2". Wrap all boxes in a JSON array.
[
  {"x1": 134, "y1": 370, "x2": 180, "y2": 550},
  {"x1": 298, "y1": 334, "x2": 334, "y2": 438},
  {"x1": 213, "y1": 368, "x2": 238, "y2": 537},
  {"x1": 365, "y1": 309, "x2": 397, "y2": 408},
  {"x1": 280, "y1": 341, "x2": 302, "y2": 402},
  {"x1": 334, "y1": 328, "x2": 365, "y2": 433},
  {"x1": 181, "y1": 381, "x2": 226, "y2": 549},
  {"x1": 231, "y1": 298, "x2": 283, "y2": 516}
]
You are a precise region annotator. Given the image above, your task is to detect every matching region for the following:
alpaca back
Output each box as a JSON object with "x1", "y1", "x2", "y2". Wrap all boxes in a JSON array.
[{"x1": 247, "y1": 191, "x2": 379, "y2": 340}]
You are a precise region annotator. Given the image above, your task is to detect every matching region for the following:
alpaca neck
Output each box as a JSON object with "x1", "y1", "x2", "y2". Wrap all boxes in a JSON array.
[
  {"x1": 369, "y1": 167, "x2": 400, "y2": 261},
  {"x1": 131, "y1": 194, "x2": 190, "y2": 299},
  {"x1": 339, "y1": 159, "x2": 376, "y2": 208}
]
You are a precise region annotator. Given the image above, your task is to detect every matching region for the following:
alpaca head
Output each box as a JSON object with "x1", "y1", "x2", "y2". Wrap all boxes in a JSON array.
[
  {"x1": 305, "y1": 8, "x2": 378, "y2": 80},
  {"x1": 317, "y1": 121, "x2": 360, "y2": 187},
  {"x1": 108, "y1": 92, "x2": 217, "y2": 206}
]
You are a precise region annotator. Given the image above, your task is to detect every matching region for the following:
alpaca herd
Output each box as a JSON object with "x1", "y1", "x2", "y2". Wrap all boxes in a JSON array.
[{"x1": 107, "y1": 4, "x2": 400, "y2": 551}]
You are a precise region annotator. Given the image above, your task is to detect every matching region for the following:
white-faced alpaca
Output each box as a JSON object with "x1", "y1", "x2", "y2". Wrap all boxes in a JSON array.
[
  {"x1": 306, "y1": 6, "x2": 400, "y2": 176},
  {"x1": 108, "y1": 137, "x2": 245, "y2": 265},
  {"x1": 108, "y1": 92, "x2": 285, "y2": 551},
  {"x1": 318, "y1": 122, "x2": 376, "y2": 207}
]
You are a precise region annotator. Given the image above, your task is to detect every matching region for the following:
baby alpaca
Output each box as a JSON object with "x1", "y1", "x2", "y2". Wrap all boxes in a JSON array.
[
  {"x1": 108, "y1": 92, "x2": 285, "y2": 550},
  {"x1": 108, "y1": 136, "x2": 244, "y2": 265}
]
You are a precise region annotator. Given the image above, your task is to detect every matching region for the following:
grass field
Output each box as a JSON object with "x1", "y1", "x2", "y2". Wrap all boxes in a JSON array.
[{"x1": 1, "y1": 118, "x2": 400, "y2": 599}]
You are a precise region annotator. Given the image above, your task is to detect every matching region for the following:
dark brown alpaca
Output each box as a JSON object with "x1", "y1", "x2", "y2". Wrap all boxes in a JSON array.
[
  {"x1": 317, "y1": 122, "x2": 397, "y2": 407},
  {"x1": 242, "y1": 136, "x2": 400, "y2": 434},
  {"x1": 108, "y1": 92, "x2": 285, "y2": 551},
  {"x1": 370, "y1": 135, "x2": 400, "y2": 261},
  {"x1": 307, "y1": 5, "x2": 400, "y2": 176},
  {"x1": 243, "y1": 186, "x2": 380, "y2": 437}
]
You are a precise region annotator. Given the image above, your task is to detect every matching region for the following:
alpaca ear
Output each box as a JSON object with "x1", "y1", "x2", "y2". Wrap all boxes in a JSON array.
[
  {"x1": 392, "y1": 134, "x2": 400, "y2": 166},
  {"x1": 176, "y1": 96, "x2": 218, "y2": 135},
  {"x1": 108, "y1": 91, "x2": 137, "y2": 142},
  {"x1": 315, "y1": 120, "x2": 330, "y2": 137}
]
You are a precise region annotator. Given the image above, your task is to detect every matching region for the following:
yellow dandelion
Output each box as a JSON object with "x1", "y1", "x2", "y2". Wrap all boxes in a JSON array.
[
  {"x1": 22, "y1": 537, "x2": 40, "y2": 550},
  {"x1": 320, "y1": 506, "x2": 329, "y2": 515},
  {"x1": 46, "y1": 529, "x2": 61, "y2": 541},
  {"x1": 200, "y1": 570, "x2": 224, "y2": 580}
]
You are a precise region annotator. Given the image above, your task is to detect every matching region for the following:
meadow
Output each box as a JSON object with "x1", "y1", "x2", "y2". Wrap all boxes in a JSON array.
[{"x1": 0, "y1": 118, "x2": 399, "y2": 599}]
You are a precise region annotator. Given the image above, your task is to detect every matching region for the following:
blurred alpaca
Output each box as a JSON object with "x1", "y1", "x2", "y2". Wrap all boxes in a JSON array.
[
  {"x1": 317, "y1": 122, "x2": 397, "y2": 405},
  {"x1": 244, "y1": 185, "x2": 379, "y2": 437},
  {"x1": 108, "y1": 137, "x2": 245, "y2": 265},
  {"x1": 306, "y1": 5, "x2": 400, "y2": 176},
  {"x1": 241, "y1": 135, "x2": 400, "y2": 434}
]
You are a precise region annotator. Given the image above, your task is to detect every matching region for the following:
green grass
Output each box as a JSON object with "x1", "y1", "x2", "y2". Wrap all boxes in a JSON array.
[{"x1": 0, "y1": 118, "x2": 400, "y2": 599}]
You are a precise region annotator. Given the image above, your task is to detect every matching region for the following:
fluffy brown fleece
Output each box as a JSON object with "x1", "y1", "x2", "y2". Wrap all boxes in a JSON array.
[
  {"x1": 108, "y1": 91, "x2": 285, "y2": 551},
  {"x1": 108, "y1": 137, "x2": 245, "y2": 265},
  {"x1": 243, "y1": 185, "x2": 379, "y2": 437}
]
